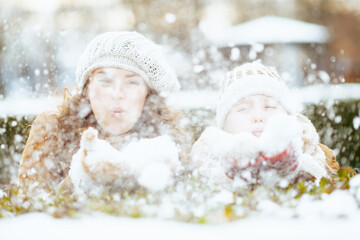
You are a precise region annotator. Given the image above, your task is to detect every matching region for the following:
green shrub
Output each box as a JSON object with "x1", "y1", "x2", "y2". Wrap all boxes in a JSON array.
[
  {"x1": 0, "y1": 116, "x2": 34, "y2": 185},
  {"x1": 304, "y1": 99, "x2": 360, "y2": 168}
]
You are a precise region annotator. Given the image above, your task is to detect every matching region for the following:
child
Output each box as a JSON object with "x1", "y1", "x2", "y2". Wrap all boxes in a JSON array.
[{"x1": 191, "y1": 61, "x2": 339, "y2": 187}]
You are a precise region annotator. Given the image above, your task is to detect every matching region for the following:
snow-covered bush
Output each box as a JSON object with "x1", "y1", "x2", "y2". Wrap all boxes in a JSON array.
[
  {"x1": 0, "y1": 116, "x2": 33, "y2": 186},
  {"x1": 0, "y1": 167, "x2": 358, "y2": 222},
  {"x1": 304, "y1": 99, "x2": 360, "y2": 167},
  {"x1": 1, "y1": 99, "x2": 360, "y2": 187}
]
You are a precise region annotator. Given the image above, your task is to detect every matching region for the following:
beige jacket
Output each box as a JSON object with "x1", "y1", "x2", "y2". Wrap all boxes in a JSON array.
[{"x1": 18, "y1": 111, "x2": 68, "y2": 192}]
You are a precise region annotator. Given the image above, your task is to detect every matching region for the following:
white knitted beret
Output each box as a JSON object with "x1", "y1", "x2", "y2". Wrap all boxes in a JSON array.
[
  {"x1": 76, "y1": 31, "x2": 180, "y2": 93},
  {"x1": 216, "y1": 61, "x2": 299, "y2": 129}
]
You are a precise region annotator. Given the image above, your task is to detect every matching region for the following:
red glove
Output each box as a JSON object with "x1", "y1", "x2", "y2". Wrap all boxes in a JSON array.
[
  {"x1": 258, "y1": 143, "x2": 299, "y2": 177},
  {"x1": 223, "y1": 155, "x2": 262, "y2": 180},
  {"x1": 224, "y1": 144, "x2": 299, "y2": 181}
]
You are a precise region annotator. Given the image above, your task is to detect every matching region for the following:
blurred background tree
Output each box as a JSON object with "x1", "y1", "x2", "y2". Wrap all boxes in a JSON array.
[
  {"x1": 0, "y1": 0, "x2": 359, "y2": 97},
  {"x1": 0, "y1": 0, "x2": 360, "y2": 185}
]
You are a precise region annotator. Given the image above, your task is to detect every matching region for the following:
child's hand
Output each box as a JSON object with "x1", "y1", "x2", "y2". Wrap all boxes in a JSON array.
[
  {"x1": 259, "y1": 143, "x2": 299, "y2": 178},
  {"x1": 225, "y1": 115, "x2": 303, "y2": 181},
  {"x1": 296, "y1": 114, "x2": 320, "y2": 154},
  {"x1": 223, "y1": 153, "x2": 262, "y2": 180},
  {"x1": 220, "y1": 131, "x2": 262, "y2": 179},
  {"x1": 257, "y1": 115, "x2": 303, "y2": 179},
  {"x1": 224, "y1": 144, "x2": 300, "y2": 182}
]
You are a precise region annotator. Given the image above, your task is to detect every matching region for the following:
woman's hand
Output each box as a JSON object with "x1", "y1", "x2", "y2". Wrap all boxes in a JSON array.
[{"x1": 69, "y1": 128, "x2": 125, "y2": 192}]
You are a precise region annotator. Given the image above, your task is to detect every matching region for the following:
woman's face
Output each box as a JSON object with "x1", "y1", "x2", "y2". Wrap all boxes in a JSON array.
[
  {"x1": 224, "y1": 94, "x2": 288, "y2": 137},
  {"x1": 88, "y1": 67, "x2": 149, "y2": 136}
]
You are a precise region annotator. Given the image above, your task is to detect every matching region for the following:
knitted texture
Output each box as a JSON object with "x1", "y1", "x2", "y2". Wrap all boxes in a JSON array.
[
  {"x1": 216, "y1": 61, "x2": 299, "y2": 128},
  {"x1": 298, "y1": 152, "x2": 327, "y2": 179},
  {"x1": 76, "y1": 31, "x2": 180, "y2": 93}
]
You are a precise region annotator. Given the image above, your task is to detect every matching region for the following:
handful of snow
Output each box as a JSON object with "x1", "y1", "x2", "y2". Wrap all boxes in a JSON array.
[
  {"x1": 204, "y1": 115, "x2": 304, "y2": 181},
  {"x1": 260, "y1": 114, "x2": 302, "y2": 157},
  {"x1": 194, "y1": 115, "x2": 305, "y2": 183},
  {"x1": 70, "y1": 128, "x2": 180, "y2": 193},
  {"x1": 122, "y1": 136, "x2": 180, "y2": 191},
  {"x1": 70, "y1": 128, "x2": 126, "y2": 192},
  {"x1": 223, "y1": 115, "x2": 303, "y2": 168}
]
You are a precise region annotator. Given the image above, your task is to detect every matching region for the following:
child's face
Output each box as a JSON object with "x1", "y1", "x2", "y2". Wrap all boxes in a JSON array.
[{"x1": 224, "y1": 94, "x2": 288, "y2": 137}]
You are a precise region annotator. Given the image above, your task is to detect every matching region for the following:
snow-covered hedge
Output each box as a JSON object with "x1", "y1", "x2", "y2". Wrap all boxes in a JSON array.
[
  {"x1": 0, "y1": 116, "x2": 32, "y2": 185},
  {"x1": 0, "y1": 101, "x2": 360, "y2": 229},
  {"x1": 305, "y1": 99, "x2": 360, "y2": 168},
  {"x1": 0, "y1": 99, "x2": 359, "y2": 186},
  {"x1": 0, "y1": 167, "x2": 358, "y2": 222}
]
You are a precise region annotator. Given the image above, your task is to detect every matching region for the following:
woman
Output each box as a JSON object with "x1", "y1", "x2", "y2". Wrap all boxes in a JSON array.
[{"x1": 18, "y1": 31, "x2": 189, "y2": 194}]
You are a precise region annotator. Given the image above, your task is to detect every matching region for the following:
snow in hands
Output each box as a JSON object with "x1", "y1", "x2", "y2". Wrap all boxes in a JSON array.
[
  {"x1": 194, "y1": 115, "x2": 304, "y2": 186},
  {"x1": 69, "y1": 127, "x2": 181, "y2": 194}
]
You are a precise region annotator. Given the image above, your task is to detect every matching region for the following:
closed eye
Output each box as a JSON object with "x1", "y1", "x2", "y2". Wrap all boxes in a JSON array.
[
  {"x1": 126, "y1": 79, "x2": 140, "y2": 85},
  {"x1": 236, "y1": 107, "x2": 248, "y2": 112},
  {"x1": 98, "y1": 79, "x2": 111, "y2": 84},
  {"x1": 265, "y1": 105, "x2": 277, "y2": 109}
]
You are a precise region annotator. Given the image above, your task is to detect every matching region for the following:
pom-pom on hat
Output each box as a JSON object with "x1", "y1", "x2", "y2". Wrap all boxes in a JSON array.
[
  {"x1": 216, "y1": 61, "x2": 300, "y2": 129},
  {"x1": 76, "y1": 31, "x2": 180, "y2": 94}
]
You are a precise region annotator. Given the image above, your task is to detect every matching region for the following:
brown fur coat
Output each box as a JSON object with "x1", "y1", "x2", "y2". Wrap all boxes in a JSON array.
[{"x1": 18, "y1": 110, "x2": 189, "y2": 193}]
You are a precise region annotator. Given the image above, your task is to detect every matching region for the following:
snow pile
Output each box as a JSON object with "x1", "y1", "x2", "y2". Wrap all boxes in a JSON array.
[
  {"x1": 206, "y1": 15, "x2": 329, "y2": 46},
  {"x1": 0, "y1": 96, "x2": 61, "y2": 116},
  {"x1": 292, "y1": 83, "x2": 360, "y2": 104},
  {"x1": 1, "y1": 212, "x2": 357, "y2": 240},
  {"x1": 296, "y1": 190, "x2": 359, "y2": 219},
  {"x1": 70, "y1": 128, "x2": 180, "y2": 193},
  {"x1": 0, "y1": 189, "x2": 7, "y2": 199},
  {"x1": 256, "y1": 199, "x2": 293, "y2": 219},
  {"x1": 349, "y1": 174, "x2": 360, "y2": 202}
]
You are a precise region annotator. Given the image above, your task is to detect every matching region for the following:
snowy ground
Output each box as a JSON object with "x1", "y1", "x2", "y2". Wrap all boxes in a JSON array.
[
  {"x1": 1, "y1": 175, "x2": 360, "y2": 240},
  {"x1": 0, "y1": 212, "x2": 358, "y2": 240}
]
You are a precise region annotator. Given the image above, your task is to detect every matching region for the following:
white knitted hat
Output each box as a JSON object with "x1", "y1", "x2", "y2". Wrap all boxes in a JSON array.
[
  {"x1": 216, "y1": 61, "x2": 299, "y2": 129},
  {"x1": 76, "y1": 31, "x2": 180, "y2": 93}
]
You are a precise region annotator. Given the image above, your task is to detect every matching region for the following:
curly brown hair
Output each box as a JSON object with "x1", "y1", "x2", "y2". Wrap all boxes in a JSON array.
[{"x1": 51, "y1": 84, "x2": 190, "y2": 173}]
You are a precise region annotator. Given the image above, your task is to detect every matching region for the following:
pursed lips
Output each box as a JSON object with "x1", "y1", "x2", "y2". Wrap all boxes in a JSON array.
[
  {"x1": 251, "y1": 129, "x2": 263, "y2": 137},
  {"x1": 110, "y1": 107, "x2": 125, "y2": 118}
]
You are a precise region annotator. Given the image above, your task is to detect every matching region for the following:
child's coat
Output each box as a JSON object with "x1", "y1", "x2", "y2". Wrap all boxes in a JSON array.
[{"x1": 191, "y1": 114, "x2": 339, "y2": 186}]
